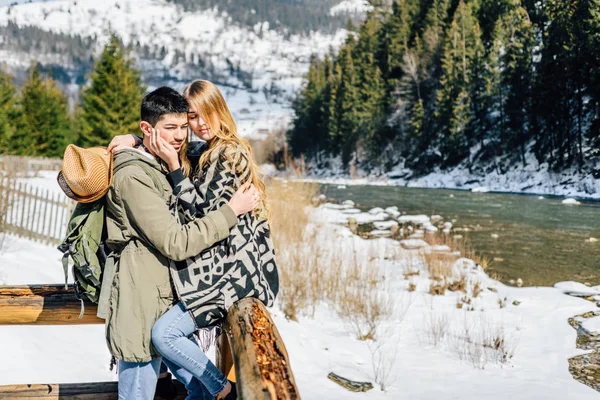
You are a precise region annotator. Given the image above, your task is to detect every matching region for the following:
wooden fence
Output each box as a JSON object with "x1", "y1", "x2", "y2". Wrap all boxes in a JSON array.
[{"x1": 0, "y1": 176, "x2": 74, "y2": 245}]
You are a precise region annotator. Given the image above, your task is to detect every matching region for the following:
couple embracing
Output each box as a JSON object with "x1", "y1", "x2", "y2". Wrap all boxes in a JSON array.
[{"x1": 89, "y1": 81, "x2": 278, "y2": 399}]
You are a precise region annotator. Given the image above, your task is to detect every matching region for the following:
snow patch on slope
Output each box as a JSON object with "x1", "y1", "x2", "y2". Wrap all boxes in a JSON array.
[{"x1": 330, "y1": 0, "x2": 373, "y2": 16}]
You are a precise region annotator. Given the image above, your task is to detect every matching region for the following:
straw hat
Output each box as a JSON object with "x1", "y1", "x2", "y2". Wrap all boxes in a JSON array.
[{"x1": 57, "y1": 144, "x2": 113, "y2": 203}]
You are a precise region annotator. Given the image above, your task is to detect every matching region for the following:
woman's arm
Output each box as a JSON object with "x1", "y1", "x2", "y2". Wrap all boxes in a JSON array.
[
  {"x1": 106, "y1": 134, "x2": 141, "y2": 153},
  {"x1": 176, "y1": 146, "x2": 251, "y2": 219}
]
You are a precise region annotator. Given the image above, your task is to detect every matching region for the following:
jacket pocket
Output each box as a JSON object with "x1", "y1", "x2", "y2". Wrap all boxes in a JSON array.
[{"x1": 157, "y1": 280, "x2": 173, "y2": 310}]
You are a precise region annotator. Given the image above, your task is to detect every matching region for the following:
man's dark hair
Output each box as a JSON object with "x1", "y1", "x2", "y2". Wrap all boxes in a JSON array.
[{"x1": 141, "y1": 86, "x2": 189, "y2": 126}]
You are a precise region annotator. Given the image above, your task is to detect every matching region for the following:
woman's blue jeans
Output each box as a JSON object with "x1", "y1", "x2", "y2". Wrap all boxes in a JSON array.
[{"x1": 151, "y1": 302, "x2": 228, "y2": 399}]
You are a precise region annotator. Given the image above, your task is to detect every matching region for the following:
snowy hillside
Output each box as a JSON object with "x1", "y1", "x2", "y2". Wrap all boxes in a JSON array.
[{"x1": 0, "y1": 0, "x2": 347, "y2": 93}]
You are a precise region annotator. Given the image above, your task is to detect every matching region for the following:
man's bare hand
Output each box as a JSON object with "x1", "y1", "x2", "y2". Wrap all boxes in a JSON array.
[
  {"x1": 147, "y1": 128, "x2": 181, "y2": 171},
  {"x1": 228, "y1": 182, "x2": 260, "y2": 216}
]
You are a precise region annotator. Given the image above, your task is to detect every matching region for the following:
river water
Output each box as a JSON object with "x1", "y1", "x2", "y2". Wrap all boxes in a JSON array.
[{"x1": 321, "y1": 184, "x2": 600, "y2": 287}]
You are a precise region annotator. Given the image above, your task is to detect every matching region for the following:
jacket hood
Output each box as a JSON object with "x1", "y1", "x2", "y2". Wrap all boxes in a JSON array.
[{"x1": 113, "y1": 147, "x2": 164, "y2": 173}]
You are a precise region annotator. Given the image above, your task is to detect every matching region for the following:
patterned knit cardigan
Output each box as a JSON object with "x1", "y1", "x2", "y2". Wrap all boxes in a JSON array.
[{"x1": 170, "y1": 144, "x2": 279, "y2": 328}]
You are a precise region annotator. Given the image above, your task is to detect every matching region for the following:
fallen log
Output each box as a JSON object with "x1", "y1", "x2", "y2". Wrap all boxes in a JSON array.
[
  {"x1": 327, "y1": 372, "x2": 374, "y2": 392},
  {"x1": 224, "y1": 298, "x2": 300, "y2": 400},
  {"x1": 0, "y1": 381, "x2": 187, "y2": 399},
  {"x1": 0, "y1": 285, "x2": 102, "y2": 325}
]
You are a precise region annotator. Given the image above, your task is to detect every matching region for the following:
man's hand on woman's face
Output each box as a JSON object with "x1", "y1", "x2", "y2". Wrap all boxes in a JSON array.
[
  {"x1": 148, "y1": 128, "x2": 181, "y2": 172},
  {"x1": 106, "y1": 134, "x2": 139, "y2": 154},
  {"x1": 228, "y1": 182, "x2": 260, "y2": 216}
]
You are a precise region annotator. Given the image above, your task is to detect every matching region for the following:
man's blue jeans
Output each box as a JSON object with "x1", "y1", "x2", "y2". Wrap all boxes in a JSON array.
[
  {"x1": 151, "y1": 302, "x2": 228, "y2": 398},
  {"x1": 119, "y1": 356, "x2": 213, "y2": 400}
]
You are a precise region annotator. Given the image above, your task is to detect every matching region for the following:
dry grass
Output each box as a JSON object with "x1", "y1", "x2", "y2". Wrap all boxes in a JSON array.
[
  {"x1": 421, "y1": 250, "x2": 456, "y2": 282},
  {"x1": 268, "y1": 179, "x2": 407, "y2": 342},
  {"x1": 424, "y1": 231, "x2": 493, "y2": 272},
  {"x1": 429, "y1": 281, "x2": 447, "y2": 296},
  {"x1": 333, "y1": 246, "x2": 396, "y2": 341},
  {"x1": 267, "y1": 179, "x2": 321, "y2": 320}
]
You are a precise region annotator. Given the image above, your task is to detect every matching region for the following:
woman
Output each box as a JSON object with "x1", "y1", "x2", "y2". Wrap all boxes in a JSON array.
[{"x1": 109, "y1": 80, "x2": 279, "y2": 400}]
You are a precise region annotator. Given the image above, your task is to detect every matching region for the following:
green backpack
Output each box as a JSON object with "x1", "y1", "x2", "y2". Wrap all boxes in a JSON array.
[{"x1": 58, "y1": 159, "x2": 165, "y2": 316}]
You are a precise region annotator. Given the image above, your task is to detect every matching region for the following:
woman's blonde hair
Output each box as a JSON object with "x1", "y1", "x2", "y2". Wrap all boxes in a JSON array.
[{"x1": 182, "y1": 80, "x2": 268, "y2": 220}]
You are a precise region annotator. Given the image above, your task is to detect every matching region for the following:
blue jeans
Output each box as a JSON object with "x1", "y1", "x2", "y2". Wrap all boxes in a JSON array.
[
  {"x1": 118, "y1": 359, "x2": 161, "y2": 400},
  {"x1": 152, "y1": 302, "x2": 228, "y2": 398},
  {"x1": 119, "y1": 357, "x2": 212, "y2": 400}
]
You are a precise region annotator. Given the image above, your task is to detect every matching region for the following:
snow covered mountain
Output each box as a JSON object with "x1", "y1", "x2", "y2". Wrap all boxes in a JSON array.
[
  {"x1": 0, "y1": 0, "x2": 352, "y2": 91},
  {"x1": 0, "y1": 0, "x2": 360, "y2": 136}
]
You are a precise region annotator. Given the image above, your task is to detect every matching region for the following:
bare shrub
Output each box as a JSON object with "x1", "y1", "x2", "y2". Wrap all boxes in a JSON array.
[
  {"x1": 452, "y1": 315, "x2": 517, "y2": 369},
  {"x1": 425, "y1": 311, "x2": 450, "y2": 347},
  {"x1": 248, "y1": 127, "x2": 287, "y2": 167},
  {"x1": 368, "y1": 326, "x2": 400, "y2": 391}
]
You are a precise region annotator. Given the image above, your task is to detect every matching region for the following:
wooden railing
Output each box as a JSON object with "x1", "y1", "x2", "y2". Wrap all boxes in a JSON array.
[{"x1": 0, "y1": 285, "x2": 300, "y2": 399}]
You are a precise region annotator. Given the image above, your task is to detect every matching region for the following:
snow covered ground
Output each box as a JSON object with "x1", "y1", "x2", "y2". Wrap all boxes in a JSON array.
[{"x1": 0, "y1": 172, "x2": 599, "y2": 398}]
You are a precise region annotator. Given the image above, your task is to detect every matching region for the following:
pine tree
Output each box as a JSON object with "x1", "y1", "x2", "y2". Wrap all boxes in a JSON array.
[
  {"x1": 587, "y1": 0, "x2": 600, "y2": 156},
  {"x1": 500, "y1": 2, "x2": 535, "y2": 165},
  {"x1": 290, "y1": 55, "x2": 328, "y2": 156},
  {"x1": 535, "y1": 0, "x2": 581, "y2": 168},
  {"x1": 78, "y1": 34, "x2": 146, "y2": 148},
  {"x1": 337, "y1": 44, "x2": 362, "y2": 165},
  {"x1": 0, "y1": 70, "x2": 17, "y2": 154},
  {"x1": 353, "y1": 12, "x2": 387, "y2": 161},
  {"x1": 14, "y1": 64, "x2": 71, "y2": 157},
  {"x1": 435, "y1": 1, "x2": 481, "y2": 166}
]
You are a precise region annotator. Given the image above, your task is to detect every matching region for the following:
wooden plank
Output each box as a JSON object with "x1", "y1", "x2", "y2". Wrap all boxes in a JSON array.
[
  {"x1": 224, "y1": 298, "x2": 300, "y2": 400},
  {"x1": 0, "y1": 285, "x2": 103, "y2": 325},
  {"x1": 52, "y1": 192, "x2": 61, "y2": 241},
  {"x1": 18, "y1": 182, "x2": 26, "y2": 235},
  {"x1": 34, "y1": 186, "x2": 43, "y2": 240},
  {"x1": 0, "y1": 380, "x2": 188, "y2": 399},
  {"x1": 41, "y1": 189, "x2": 51, "y2": 241},
  {"x1": 7, "y1": 178, "x2": 15, "y2": 227},
  {"x1": 0, "y1": 176, "x2": 7, "y2": 226}
]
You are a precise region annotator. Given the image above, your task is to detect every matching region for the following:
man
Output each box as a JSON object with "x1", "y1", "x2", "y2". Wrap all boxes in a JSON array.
[{"x1": 100, "y1": 87, "x2": 257, "y2": 399}]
